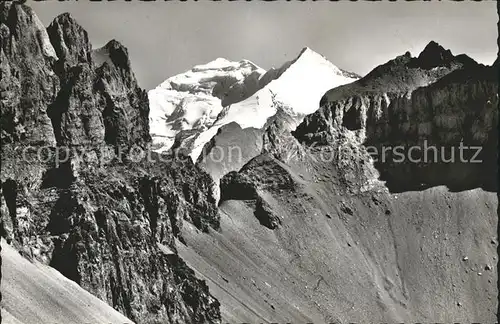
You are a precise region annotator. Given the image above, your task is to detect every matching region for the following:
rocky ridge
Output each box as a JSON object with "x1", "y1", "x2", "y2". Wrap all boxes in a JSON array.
[
  {"x1": 293, "y1": 41, "x2": 498, "y2": 192},
  {"x1": 1, "y1": 3, "x2": 220, "y2": 324}
]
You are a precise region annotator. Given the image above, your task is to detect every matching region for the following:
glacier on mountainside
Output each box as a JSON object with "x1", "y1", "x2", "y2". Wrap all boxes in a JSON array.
[{"x1": 148, "y1": 48, "x2": 360, "y2": 159}]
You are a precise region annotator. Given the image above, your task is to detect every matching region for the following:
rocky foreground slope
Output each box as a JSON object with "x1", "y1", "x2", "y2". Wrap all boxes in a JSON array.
[
  {"x1": 176, "y1": 43, "x2": 499, "y2": 322},
  {"x1": 1, "y1": 3, "x2": 220, "y2": 323},
  {"x1": 2, "y1": 238, "x2": 134, "y2": 324}
]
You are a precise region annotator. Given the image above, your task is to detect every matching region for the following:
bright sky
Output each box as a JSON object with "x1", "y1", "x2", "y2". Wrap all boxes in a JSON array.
[{"x1": 30, "y1": 0, "x2": 498, "y2": 90}]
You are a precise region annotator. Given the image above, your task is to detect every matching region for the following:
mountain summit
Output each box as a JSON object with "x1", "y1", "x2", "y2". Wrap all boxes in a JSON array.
[
  {"x1": 417, "y1": 40, "x2": 455, "y2": 68},
  {"x1": 188, "y1": 47, "x2": 359, "y2": 160},
  {"x1": 147, "y1": 47, "x2": 359, "y2": 204}
]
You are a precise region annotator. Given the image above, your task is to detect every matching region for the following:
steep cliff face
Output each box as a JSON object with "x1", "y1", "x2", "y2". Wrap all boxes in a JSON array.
[
  {"x1": 1, "y1": 3, "x2": 220, "y2": 324},
  {"x1": 0, "y1": 3, "x2": 59, "y2": 145},
  {"x1": 1, "y1": 148, "x2": 221, "y2": 323},
  {"x1": 294, "y1": 42, "x2": 498, "y2": 192},
  {"x1": 46, "y1": 12, "x2": 92, "y2": 67},
  {"x1": 45, "y1": 155, "x2": 220, "y2": 323},
  {"x1": 1, "y1": 4, "x2": 150, "y2": 148}
]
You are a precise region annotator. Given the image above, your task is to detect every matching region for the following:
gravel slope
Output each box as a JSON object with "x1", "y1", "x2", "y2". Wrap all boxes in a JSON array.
[
  {"x1": 1, "y1": 239, "x2": 134, "y2": 324},
  {"x1": 177, "y1": 155, "x2": 498, "y2": 322}
]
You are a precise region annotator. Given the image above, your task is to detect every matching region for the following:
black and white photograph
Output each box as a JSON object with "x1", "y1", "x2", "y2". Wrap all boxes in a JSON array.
[{"x1": 0, "y1": 0, "x2": 498, "y2": 323}]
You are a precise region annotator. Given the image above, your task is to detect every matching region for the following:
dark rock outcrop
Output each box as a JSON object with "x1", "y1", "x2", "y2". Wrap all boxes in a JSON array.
[
  {"x1": 220, "y1": 154, "x2": 296, "y2": 228},
  {"x1": 254, "y1": 195, "x2": 281, "y2": 229},
  {"x1": 1, "y1": 3, "x2": 220, "y2": 324},
  {"x1": 1, "y1": 149, "x2": 221, "y2": 323},
  {"x1": 220, "y1": 154, "x2": 297, "y2": 201},
  {"x1": 94, "y1": 40, "x2": 151, "y2": 148}
]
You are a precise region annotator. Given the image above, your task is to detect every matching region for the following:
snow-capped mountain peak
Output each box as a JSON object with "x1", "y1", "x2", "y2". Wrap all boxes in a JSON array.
[
  {"x1": 148, "y1": 58, "x2": 265, "y2": 149},
  {"x1": 148, "y1": 47, "x2": 359, "y2": 157},
  {"x1": 157, "y1": 57, "x2": 264, "y2": 97},
  {"x1": 188, "y1": 47, "x2": 360, "y2": 161},
  {"x1": 295, "y1": 46, "x2": 338, "y2": 69}
]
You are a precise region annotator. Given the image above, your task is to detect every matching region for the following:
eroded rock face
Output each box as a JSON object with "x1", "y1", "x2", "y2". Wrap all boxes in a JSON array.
[
  {"x1": 95, "y1": 40, "x2": 151, "y2": 148},
  {"x1": 220, "y1": 155, "x2": 297, "y2": 200},
  {"x1": 1, "y1": 4, "x2": 220, "y2": 324},
  {"x1": 254, "y1": 195, "x2": 281, "y2": 229},
  {"x1": 48, "y1": 156, "x2": 220, "y2": 323},
  {"x1": 294, "y1": 43, "x2": 498, "y2": 192}
]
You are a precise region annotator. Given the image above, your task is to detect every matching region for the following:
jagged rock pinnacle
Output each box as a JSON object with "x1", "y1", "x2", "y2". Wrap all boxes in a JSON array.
[
  {"x1": 417, "y1": 40, "x2": 454, "y2": 69},
  {"x1": 47, "y1": 12, "x2": 92, "y2": 65}
]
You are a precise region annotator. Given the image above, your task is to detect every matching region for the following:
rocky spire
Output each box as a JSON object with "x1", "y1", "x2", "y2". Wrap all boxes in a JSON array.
[
  {"x1": 47, "y1": 12, "x2": 92, "y2": 67},
  {"x1": 417, "y1": 40, "x2": 455, "y2": 69}
]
